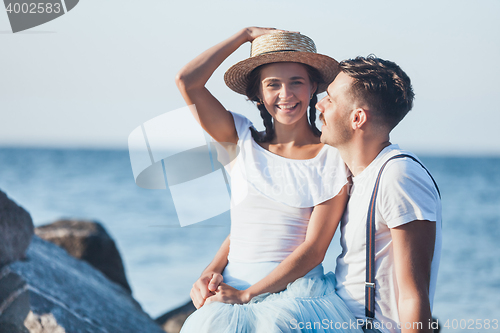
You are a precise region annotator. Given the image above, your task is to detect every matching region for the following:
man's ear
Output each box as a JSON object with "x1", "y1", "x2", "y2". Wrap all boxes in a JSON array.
[{"x1": 351, "y1": 108, "x2": 368, "y2": 129}]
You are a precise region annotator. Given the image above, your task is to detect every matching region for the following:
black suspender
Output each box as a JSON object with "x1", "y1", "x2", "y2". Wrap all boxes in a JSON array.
[{"x1": 365, "y1": 154, "x2": 441, "y2": 323}]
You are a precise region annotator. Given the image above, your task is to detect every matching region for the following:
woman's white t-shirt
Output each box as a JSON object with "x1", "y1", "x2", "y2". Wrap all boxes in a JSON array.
[{"x1": 225, "y1": 112, "x2": 349, "y2": 264}]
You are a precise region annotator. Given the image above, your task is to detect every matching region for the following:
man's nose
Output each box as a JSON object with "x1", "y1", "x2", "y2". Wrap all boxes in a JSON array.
[{"x1": 316, "y1": 98, "x2": 324, "y2": 112}]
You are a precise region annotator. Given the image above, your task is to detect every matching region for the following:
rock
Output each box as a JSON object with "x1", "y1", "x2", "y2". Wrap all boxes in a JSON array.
[
  {"x1": 155, "y1": 300, "x2": 195, "y2": 333},
  {"x1": 5, "y1": 235, "x2": 165, "y2": 333},
  {"x1": 0, "y1": 268, "x2": 30, "y2": 333},
  {"x1": 0, "y1": 321, "x2": 29, "y2": 333},
  {"x1": 24, "y1": 312, "x2": 65, "y2": 333},
  {"x1": 35, "y1": 219, "x2": 131, "y2": 293},
  {"x1": 0, "y1": 190, "x2": 34, "y2": 266}
]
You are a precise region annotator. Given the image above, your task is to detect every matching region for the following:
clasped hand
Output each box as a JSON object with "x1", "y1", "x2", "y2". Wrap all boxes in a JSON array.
[{"x1": 190, "y1": 272, "x2": 251, "y2": 309}]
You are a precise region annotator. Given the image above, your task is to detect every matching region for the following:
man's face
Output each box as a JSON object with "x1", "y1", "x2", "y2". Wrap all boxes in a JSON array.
[{"x1": 316, "y1": 72, "x2": 355, "y2": 147}]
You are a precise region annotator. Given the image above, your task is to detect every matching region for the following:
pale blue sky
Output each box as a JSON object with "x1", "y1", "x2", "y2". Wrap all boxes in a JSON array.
[{"x1": 1, "y1": 0, "x2": 499, "y2": 155}]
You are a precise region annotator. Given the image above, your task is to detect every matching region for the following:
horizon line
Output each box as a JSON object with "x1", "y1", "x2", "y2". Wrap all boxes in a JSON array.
[{"x1": 1, "y1": 144, "x2": 500, "y2": 158}]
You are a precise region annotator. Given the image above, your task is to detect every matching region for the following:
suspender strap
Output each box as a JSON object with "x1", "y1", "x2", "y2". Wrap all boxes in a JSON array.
[{"x1": 365, "y1": 154, "x2": 440, "y2": 322}]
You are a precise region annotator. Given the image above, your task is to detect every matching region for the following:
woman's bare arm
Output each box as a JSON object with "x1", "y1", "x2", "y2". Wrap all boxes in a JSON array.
[
  {"x1": 190, "y1": 235, "x2": 230, "y2": 309},
  {"x1": 205, "y1": 184, "x2": 349, "y2": 304}
]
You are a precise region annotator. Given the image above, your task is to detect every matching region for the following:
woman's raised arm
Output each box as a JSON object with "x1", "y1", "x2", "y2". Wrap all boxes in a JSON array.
[{"x1": 175, "y1": 27, "x2": 280, "y2": 144}]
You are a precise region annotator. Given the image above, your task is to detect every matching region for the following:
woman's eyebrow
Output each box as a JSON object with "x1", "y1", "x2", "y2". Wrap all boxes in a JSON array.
[
  {"x1": 262, "y1": 76, "x2": 306, "y2": 83},
  {"x1": 262, "y1": 78, "x2": 280, "y2": 83}
]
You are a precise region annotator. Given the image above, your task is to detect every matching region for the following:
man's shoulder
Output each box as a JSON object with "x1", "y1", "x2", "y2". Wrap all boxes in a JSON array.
[
  {"x1": 384, "y1": 154, "x2": 423, "y2": 179},
  {"x1": 377, "y1": 145, "x2": 419, "y2": 164},
  {"x1": 376, "y1": 147, "x2": 441, "y2": 228},
  {"x1": 374, "y1": 145, "x2": 439, "y2": 198},
  {"x1": 376, "y1": 146, "x2": 428, "y2": 182}
]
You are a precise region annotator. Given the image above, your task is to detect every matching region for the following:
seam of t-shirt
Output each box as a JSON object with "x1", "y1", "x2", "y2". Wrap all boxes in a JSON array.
[
  {"x1": 378, "y1": 156, "x2": 439, "y2": 228},
  {"x1": 386, "y1": 211, "x2": 437, "y2": 229}
]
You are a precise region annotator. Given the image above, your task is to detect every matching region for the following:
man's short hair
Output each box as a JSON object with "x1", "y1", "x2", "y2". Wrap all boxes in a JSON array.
[{"x1": 339, "y1": 55, "x2": 414, "y2": 130}]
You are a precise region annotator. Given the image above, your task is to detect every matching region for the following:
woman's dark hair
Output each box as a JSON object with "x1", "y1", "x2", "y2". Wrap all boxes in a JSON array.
[{"x1": 245, "y1": 63, "x2": 323, "y2": 143}]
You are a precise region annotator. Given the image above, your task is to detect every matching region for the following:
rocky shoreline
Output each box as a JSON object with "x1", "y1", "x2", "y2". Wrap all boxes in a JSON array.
[{"x1": 0, "y1": 190, "x2": 192, "y2": 333}]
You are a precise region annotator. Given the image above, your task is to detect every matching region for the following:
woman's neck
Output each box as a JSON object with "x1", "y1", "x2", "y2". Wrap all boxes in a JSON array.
[
  {"x1": 271, "y1": 117, "x2": 319, "y2": 147},
  {"x1": 259, "y1": 116, "x2": 323, "y2": 160}
]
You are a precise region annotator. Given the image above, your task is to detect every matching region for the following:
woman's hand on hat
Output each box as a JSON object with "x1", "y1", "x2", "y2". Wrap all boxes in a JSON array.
[{"x1": 244, "y1": 26, "x2": 297, "y2": 42}]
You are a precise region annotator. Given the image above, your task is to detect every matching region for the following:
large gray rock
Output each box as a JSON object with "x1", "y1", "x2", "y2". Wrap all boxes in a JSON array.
[
  {"x1": 35, "y1": 219, "x2": 131, "y2": 293},
  {"x1": 0, "y1": 190, "x2": 34, "y2": 266},
  {"x1": 0, "y1": 268, "x2": 30, "y2": 332},
  {"x1": 155, "y1": 300, "x2": 195, "y2": 333},
  {"x1": 3, "y1": 235, "x2": 165, "y2": 333}
]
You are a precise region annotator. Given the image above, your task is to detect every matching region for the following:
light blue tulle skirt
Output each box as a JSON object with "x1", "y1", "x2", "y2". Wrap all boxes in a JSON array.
[{"x1": 180, "y1": 262, "x2": 363, "y2": 333}]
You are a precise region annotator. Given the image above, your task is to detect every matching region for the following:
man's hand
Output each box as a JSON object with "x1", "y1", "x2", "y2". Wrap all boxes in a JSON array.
[{"x1": 190, "y1": 272, "x2": 223, "y2": 309}]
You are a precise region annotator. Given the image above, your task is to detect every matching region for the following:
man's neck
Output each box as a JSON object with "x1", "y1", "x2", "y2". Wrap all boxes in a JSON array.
[{"x1": 339, "y1": 138, "x2": 391, "y2": 177}]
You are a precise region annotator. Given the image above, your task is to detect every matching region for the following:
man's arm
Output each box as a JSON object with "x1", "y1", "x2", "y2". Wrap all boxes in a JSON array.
[{"x1": 391, "y1": 220, "x2": 436, "y2": 333}]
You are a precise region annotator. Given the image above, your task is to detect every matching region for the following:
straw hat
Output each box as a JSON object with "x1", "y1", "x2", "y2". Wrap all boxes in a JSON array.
[{"x1": 224, "y1": 32, "x2": 339, "y2": 95}]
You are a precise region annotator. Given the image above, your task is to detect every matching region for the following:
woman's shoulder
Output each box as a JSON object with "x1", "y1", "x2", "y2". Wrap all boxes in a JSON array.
[{"x1": 228, "y1": 111, "x2": 254, "y2": 140}]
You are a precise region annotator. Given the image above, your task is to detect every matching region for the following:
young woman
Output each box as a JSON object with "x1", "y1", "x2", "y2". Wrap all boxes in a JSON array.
[{"x1": 176, "y1": 27, "x2": 361, "y2": 332}]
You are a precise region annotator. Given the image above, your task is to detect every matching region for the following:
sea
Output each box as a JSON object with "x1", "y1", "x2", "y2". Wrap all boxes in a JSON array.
[{"x1": 0, "y1": 147, "x2": 499, "y2": 332}]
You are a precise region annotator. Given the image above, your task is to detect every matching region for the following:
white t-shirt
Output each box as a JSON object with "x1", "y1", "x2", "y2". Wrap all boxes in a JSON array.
[
  {"x1": 226, "y1": 112, "x2": 349, "y2": 263},
  {"x1": 335, "y1": 144, "x2": 442, "y2": 333}
]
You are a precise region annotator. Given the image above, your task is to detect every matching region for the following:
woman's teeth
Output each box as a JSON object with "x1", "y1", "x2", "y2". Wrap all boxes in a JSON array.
[{"x1": 277, "y1": 103, "x2": 298, "y2": 110}]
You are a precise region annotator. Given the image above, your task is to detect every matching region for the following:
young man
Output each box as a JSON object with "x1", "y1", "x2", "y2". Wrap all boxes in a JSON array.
[{"x1": 316, "y1": 56, "x2": 442, "y2": 333}]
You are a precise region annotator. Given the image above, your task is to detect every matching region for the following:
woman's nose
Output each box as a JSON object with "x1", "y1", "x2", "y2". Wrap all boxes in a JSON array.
[{"x1": 278, "y1": 84, "x2": 293, "y2": 99}]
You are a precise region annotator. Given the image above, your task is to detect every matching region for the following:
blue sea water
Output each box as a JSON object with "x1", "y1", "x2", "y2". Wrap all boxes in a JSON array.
[{"x1": 0, "y1": 148, "x2": 499, "y2": 332}]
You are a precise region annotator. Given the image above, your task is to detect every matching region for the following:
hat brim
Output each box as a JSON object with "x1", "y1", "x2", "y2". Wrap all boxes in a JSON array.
[{"x1": 224, "y1": 51, "x2": 340, "y2": 95}]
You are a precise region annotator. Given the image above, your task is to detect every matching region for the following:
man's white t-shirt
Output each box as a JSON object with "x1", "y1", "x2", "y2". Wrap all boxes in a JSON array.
[{"x1": 335, "y1": 144, "x2": 442, "y2": 333}]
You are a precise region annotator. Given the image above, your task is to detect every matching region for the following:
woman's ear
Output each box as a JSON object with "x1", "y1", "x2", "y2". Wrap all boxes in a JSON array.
[
  {"x1": 256, "y1": 86, "x2": 264, "y2": 104},
  {"x1": 256, "y1": 93, "x2": 263, "y2": 104},
  {"x1": 311, "y1": 82, "x2": 318, "y2": 97}
]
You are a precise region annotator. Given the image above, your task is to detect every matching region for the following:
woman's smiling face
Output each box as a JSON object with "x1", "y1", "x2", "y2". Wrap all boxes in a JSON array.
[{"x1": 259, "y1": 62, "x2": 317, "y2": 126}]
